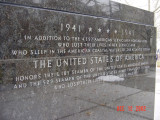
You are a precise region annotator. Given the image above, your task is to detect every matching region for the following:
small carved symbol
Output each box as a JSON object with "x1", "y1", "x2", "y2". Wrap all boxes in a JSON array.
[
  {"x1": 98, "y1": 28, "x2": 102, "y2": 32},
  {"x1": 89, "y1": 27, "x2": 92, "y2": 32},
  {"x1": 107, "y1": 29, "x2": 110, "y2": 33}
]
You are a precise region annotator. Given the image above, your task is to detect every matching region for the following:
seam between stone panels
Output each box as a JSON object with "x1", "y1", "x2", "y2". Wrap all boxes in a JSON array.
[
  {"x1": 0, "y1": 1, "x2": 155, "y2": 27},
  {"x1": 57, "y1": 106, "x2": 99, "y2": 120},
  {"x1": 112, "y1": 91, "x2": 143, "y2": 102},
  {"x1": 109, "y1": 18, "x2": 155, "y2": 27},
  {"x1": 0, "y1": 53, "x2": 156, "y2": 62}
]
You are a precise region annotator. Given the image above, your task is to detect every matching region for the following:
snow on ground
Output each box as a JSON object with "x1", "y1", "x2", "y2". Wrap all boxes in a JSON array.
[{"x1": 96, "y1": 75, "x2": 124, "y2": 82}]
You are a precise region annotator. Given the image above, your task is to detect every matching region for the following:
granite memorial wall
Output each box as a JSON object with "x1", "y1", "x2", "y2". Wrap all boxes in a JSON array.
[{"x1": 0, "y1": 0, "x2": 156, "y2": 120}]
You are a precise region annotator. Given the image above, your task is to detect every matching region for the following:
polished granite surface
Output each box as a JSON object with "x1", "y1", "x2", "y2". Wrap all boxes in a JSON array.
[
  {"x1": 0, "y1": 0, "x2": 154, "y2": 25},
  {"x1": 0, "y1": 1, "x2": 156, "y2": 120}
]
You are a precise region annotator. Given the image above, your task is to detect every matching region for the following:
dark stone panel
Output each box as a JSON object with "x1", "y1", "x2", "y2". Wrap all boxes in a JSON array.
[
  {"x1": 0, "y1": 0, "x2": 110, "y2": 18},
  {"x1": 0, "y1": 4, "x2": 156, "y2": 60},
  {"x1": 0, "y1": 55, "x2": 156, "y2": 91},
  {"x1": 0, "y1": 0, "x2": 154, "y2": 25},
  {"x1": 110, "y1": 1, "x2": 154, "y2": 25},
  {"x1": 0, "y1": 2, "x2": 156, "y2": 120},
  {"x1": 0, "y1": 4, "x2": 109, "y2": 59},
  {"x1": 0, "y1": 4, "x2": 156, "y2": 92}
]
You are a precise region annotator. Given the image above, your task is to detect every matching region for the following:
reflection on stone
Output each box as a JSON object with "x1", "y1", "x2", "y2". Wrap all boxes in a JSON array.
[{"x1": 0, "y1": 0, "x2": 156, "y2": 120}]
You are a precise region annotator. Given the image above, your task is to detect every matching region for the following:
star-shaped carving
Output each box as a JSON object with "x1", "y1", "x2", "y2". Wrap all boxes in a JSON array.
[
  {"x1": 125, "y1": 29, "x2": 128, "y2": 34},
  {"x1": 114, "y1": 30, "x2": 117, "y2": 34},
  {"x1": 88, "y1": 27, "x2": 92, "y2": 32},
  {"x1": 107, "y1": 29, "x2": 110, "y2": 33},
  {"x1": 98, "y1": 28, "x2": 102, "y2": 32}
]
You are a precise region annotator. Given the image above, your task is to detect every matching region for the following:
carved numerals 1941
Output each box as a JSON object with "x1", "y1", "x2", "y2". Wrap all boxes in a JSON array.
[{"x1": 61, "y1": 23, "x2": 81, "y2": 32}]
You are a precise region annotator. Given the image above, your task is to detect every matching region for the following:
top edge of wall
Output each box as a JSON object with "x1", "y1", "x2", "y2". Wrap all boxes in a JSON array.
[{"x1": 0, "y1": 0, "x2": 154, "y2": 26}]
